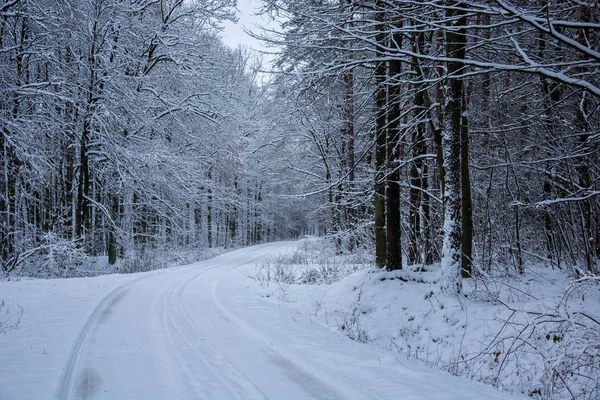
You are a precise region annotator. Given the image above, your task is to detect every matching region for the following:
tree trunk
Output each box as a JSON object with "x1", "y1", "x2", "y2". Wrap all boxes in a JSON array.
[
  {"x1": 343, "y1": 68, "x2": 356, "y2": 251},
  {"x1": 409, "y1": 30, "x2": 428, "y2": 266},
  {"x1": 75, "y1": 116, "x2": 91, "y2": 238},
  {"x1": 374, "y1": 1, "x2": 387, "y2": 268},
  {"x1": 386, "y1": 29, "x2": 403, "y2": 271},
  {"x1": 108, "y1": 195, "x2": 118, "y2": 265},
  {"x1": 460, "y1": 91, "x2": 473, "y2": 278},
  {"x1": 207, "y1": 168, "x2": 213, "y2": 248},
  {"x1": 441, "y1": 1, "x2": 468, "y2": 293}
]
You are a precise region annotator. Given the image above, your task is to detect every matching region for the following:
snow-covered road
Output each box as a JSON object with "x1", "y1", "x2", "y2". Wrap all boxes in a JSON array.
[
  {"x1": 2, "y1": 241, "x2": 523, "y2": 400},
  {"x1": 59, "y1": 242, "x2": 349, "y2": 400}
]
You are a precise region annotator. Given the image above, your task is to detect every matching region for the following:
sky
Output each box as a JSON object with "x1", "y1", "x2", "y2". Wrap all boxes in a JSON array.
[
  {"x1": 221, "y1": 0, "x2": 272, "y2": 53},
  {"x1": 221, "y1": 0, "x2": 280, "y2": 82}
]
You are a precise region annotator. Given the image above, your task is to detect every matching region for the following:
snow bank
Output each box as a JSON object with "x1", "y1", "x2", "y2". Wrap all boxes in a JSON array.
[{"x1": 244, "y1": 238, "x2": 600, "y2": 399}]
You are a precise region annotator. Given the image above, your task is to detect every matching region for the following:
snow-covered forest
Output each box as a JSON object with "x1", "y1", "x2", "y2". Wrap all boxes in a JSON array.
[
  {"x1": 0, "y1": 0, "x2": 312, "y2": 276},
  {"x1": 1, "y1": 0, "x2": 599, "y2": 399},
  {"x1": 1, "y1": 0, "x2": 598, "y2": 279}
]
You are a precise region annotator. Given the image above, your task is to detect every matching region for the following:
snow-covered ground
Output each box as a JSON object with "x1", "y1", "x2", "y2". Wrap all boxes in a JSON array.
[
  {"x1": 242, "y1": 239, "x2": 600, "y2": 399},
  {"x1": 0, "y1": 240, "x2": 531, "y2": 400}
]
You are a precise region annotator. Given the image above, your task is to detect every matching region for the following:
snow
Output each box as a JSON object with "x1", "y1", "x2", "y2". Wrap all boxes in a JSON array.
[
  {"x1": 0, "y1": 273, "x2": 140, "y2": 399},
  {"x1": 2, "y1": 240, "x2": 538, "y2": 399},
  {"x1": 244, "y1": 239, "x2": 600, "y2": 398}
]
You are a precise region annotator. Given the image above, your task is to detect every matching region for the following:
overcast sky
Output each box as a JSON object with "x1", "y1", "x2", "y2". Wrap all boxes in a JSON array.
[
  {"x1": 220, "y1": 0, "x2": 280, "y2": 83},
  {"x1": 221, "y1": 0, "x2": 271, "y2": 52}
]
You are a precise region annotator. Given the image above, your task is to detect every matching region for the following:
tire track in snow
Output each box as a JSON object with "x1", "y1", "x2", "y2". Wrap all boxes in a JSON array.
[
  {"x1": 55, "y1": 265, "x2": 211, "y2": 400},
  {"x1": 161, "y1": 271, "x2": 267, "y2": 399},
  {"x1": 208, "y1": 278, "x2": 369, "y2": 400},
  {"x1": 55, "y1": 274, "x2": 152, "y2": 400},
  {"x1": 56, "y1": 244, "x2": 276, "y2": 400},
  {"x1": 57, "y1": 242, "x2": 303, "y2": 400}
]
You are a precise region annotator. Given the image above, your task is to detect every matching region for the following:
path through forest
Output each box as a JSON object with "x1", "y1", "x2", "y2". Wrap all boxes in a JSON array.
[{"x1": 2, "y1": 241, "x2": 522, "y2": 399}]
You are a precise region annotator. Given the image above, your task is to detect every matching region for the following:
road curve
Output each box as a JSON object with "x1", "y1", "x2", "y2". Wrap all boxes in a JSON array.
[{"x1": 56, "y1": 242, "x2": 358, "y2": 400}]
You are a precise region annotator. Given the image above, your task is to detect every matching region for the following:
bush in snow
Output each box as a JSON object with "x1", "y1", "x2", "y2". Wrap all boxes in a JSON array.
[
  {"x1": 468, "y1": 274, "x2": 600, "y2": 399},
  {"x1": 0, "y1": 299, "x2": 22, "y2": 335},
  {"x1": 17, "y1": 233, "x2": 90, "y2": 278},
  {"x1": 337, "y1": 285, "x2": 370, "y2": 343},
  {"x1": 254, "y1": 242, "x2": 368, "y2": 288}
]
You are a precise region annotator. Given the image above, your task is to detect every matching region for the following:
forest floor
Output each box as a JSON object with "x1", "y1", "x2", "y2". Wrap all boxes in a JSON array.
[{"x1": 0, "y1": 239, "x2": 595, "y2": 399}]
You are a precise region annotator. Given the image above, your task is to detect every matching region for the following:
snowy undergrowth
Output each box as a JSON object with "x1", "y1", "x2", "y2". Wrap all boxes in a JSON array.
[
  {"x1": 0, "y1": 299, "x2": 22, "y2": 335},
  {"x1": 249, "y1": 237, "x2": 369, "y2": 299},
  {"x1": 245, "y1": 238, "x2": 600, "y2": 400},
  {"x1": 116, "y1": 246, "x2": 224, "y2": 274},
  {"x1": 336, "y1": 267, "x2": 600, "y2": 399},
  {"x1": 6, "y1": 241, "x2": 224, "y2": 279}
]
